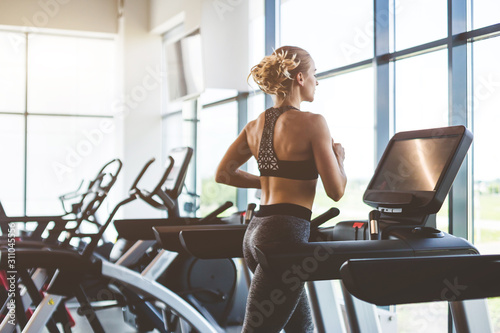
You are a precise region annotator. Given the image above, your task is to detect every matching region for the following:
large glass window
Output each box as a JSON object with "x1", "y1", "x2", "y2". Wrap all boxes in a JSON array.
[
  {"x1": 387, "y1": 8, "x2": 455, "y2": 330},
  {"x1": 392, "y1": 47, "x2": 451, "y2": 333},
  {"x1": 0, "y1": 31, "x2": 26, "y2": 113},
  {"x1": 471, "y1": 35, "x2": 500, "y2": 332},
  {"x1": 394, "y1": 0, "x2": 448, "y2": 51},
  {"x1": 249, "y1": 0, "x2": 265, "y2": 71},
  {"x1": 472, "y1": 36, "x2": 500, "y2": 255},
  {"x1": 396, "y1": 302, "x2": 448, "y2": 333},
  {"x1": 0, "y1": 115, "x2": 25, "y2": 215},
  {"x1": 28, "y1": 35, "x2": 115, "y2": 116},
  {"x1": 162, "y1": 111, "x2": 196, "y2": 217},
  {"x1": 0, "y1": 31, "x2": 117, "y2": 217},
  {"x1": 281, "y1": 0, "x2": 373, "y2": 70},
  {"x1": 26, "y1": 116, "x2": 116, "y2": 215},
  {"x1": 246, "y1": 92, "x2": 265, "y2": 204},
  {"x1": 472, "y1": 0, "x2": 500, "y2": 30},
  {"x1": 395, "y1": 50, "x2": 449, "y2": 132},
  {"x1": 394, "y1": 49, "x2": 450, "y2": 233},
  {"x1": 310, "y1": 68, "x2": 375, "y2": 222},
  {"x1": 162, "y1": 112, "x2": 184, "y2": 157},
  {"x1": 197, "y1": 101, "x2": 238, "y2": 216},
  {"x1": 199, "y1": 89, "x2": 238, "y2": 106}
]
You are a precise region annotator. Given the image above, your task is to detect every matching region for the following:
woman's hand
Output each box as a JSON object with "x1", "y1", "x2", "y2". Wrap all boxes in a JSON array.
[
  {"x1": 310, "y1": 115, "x2": 347, "y2": 201},
  {"x1": 215, "y1": 122, "x2": 261, "y2": 189},
  {"x1": 332, "y1": 140, "x2": 345, "y2": 165}
]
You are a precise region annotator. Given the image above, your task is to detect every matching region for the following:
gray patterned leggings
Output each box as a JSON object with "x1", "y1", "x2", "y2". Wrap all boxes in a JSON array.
[{"x1": 242, "y1": 204, "x2": 314, "y2": 333}]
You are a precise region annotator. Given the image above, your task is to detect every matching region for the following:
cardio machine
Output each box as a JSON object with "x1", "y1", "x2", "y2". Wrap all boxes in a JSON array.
[
  {"x1": 0, "y1": 146, "x2": 245, "y2": 333},
  {"x1": 0, "y1": 149, "x2": 215, "y2": 332},
  {"x1": 0, "y1": 159, "x2": 123, "y2": 332},
  {"x1": 0, "y1": 158, "x2": 122, "y2": 245},
  {"x1": 112, "y1": 148, "x2": 250, "y2": 332},
  {"x1": 154, "y1": 125, "x2": 478, "y2": 332}
]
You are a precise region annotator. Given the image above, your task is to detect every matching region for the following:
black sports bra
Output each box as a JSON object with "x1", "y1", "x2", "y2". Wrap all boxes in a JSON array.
[{"x1": 257, "y1": 106, "x2": 319, "y2": 180}]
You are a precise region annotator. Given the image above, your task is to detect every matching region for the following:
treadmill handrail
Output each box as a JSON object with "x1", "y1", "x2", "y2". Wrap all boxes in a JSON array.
[{"x1": 340, "y1": 254, "x2": 500, "y2": 305}]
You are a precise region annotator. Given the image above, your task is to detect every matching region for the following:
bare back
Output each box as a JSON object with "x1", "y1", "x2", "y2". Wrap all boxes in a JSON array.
[{"x1": 246, "y1": 109, "x2": 318, "y2": 210}]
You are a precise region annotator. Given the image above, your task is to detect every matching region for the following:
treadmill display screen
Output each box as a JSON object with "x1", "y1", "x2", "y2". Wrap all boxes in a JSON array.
[{"x1": 369, "y1": 135, "x2": 461, "y2": 191}]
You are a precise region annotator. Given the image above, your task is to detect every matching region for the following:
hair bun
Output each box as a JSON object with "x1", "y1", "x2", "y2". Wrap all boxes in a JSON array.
[
  {"x1": 273, "y1": 49, "x2": 300, "y2": 81},
  {"x1": 248, "y1": 46, "x2": 310, "y2": 97}
]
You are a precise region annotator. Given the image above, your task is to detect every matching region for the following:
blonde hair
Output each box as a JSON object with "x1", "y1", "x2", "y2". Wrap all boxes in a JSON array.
[{"x1": 248, "y1": 46, "x2": 312, "y2": 97}]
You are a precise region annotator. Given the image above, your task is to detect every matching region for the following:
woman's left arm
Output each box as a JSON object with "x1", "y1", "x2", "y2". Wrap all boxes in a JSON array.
[{"x1": 215, "y1": 125, "x2": 261, "y2": 189}]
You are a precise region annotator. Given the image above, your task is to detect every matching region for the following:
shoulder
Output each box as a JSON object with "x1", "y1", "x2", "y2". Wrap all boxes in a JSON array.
[
  {"x1": 298, "y1": 112, "x2": 330, "y2": 138},
  {"x1": 245, "y1": 112, "x2": 265, "y2": 132},
  {"x1": 291, "y1": 111, "x2": 328, "y2": 128},
  {"x1": 301, "y1": 111, "x2": 326, "y2": 122}
]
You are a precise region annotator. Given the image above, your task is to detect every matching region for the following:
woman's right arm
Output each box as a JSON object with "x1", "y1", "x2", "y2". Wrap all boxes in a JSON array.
[{"x1": 310, "y1": 114, "x2": 347, "y2": 201}]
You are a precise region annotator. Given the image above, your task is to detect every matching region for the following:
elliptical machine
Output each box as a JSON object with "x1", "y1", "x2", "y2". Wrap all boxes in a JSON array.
[{"x1": 111, "y1": 147, "x2": 248, "y2": 332}]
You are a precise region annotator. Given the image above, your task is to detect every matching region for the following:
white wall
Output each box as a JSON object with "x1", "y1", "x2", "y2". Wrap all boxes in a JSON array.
[
  {"x1": 201, "y1": 0, "x2": 251, "y2": 91},
  {"x1": 0, "y1": 0, "x2": 118, "y2": 33},
  {"x1": 150, "y1": 0, "x2": 253, "y2": 91},
  {"x1": 119, "y1": 0, "x2": 164, "y2": 218},
  {"x1": 0, "y1": 0, "x2": 255, "y2": 218},
  {"x1": 150, "y1": 0, "x2": 202, "y2": 34},
  {"x1": 0, "y1": 0, "x2": 166, "y2": 218}
]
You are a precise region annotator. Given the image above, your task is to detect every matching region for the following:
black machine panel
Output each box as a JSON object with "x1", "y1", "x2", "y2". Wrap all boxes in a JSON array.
[
  {"x1": 164, "y1": 147, "x2": 193, "y2": 198},
  {"x1": 363, "y1": 126, "x2": 473, "y2": 224},
  {"x1": 340, "y1": 255, "x2": 500, "y2": 305},
  {"x1": 369, "y1": 136, "x2": 461, "y2": 192}
]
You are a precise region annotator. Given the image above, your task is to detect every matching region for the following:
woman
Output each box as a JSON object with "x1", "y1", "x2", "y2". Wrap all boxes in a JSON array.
[{"x1": 215, "y1": 46, "x2": 347, "y2": 332}]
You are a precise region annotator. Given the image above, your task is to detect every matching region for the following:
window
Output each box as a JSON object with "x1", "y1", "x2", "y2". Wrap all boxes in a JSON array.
[
  {"x1": 472, "y1": 36, "x2": 500, "y2": 254},
  {"x1": 162, "y1": 111, "x2": 197, "y2": 217},
  {"x1": 246, "y1": 92, "x2": 265, "y2": 204},
  {"x1": 162, "y1": 112, "x2": 184, "y2": 158},
  {"x1": 281, "y1": 0, "x2": 373, "y2": 70},
  {"x1": 310, "y1": 67, "x2": 375, "y2": 222},
  {"x1": 395, "y1": 49, "x2": 449, "y2": 132},
  {"x1": 0, "y1": 31, "x2": 117, "y2": 216},
  {"x1": 26, "y1": 116, "x2": 116, "y2": 215},
  {"x1": 471, "y1": 35, "x2": 500, "y2": 331},
  {"x1": 0, "y1": 115, "x2": 25, "y2": 215},
  {"x1": 28, "y1": 34, "x2": 115, "y2": 116},
  {"x1": 472, "y1": 0, "x2": 500, "y2": 30},
  {"x1": 249, "y1": 0, "x2": 265, "y2": 70},
  {"x1": 394, "y1": 0, "x2": 448, "y2": 51},
  {"x1": 197, "y1": 101, "x2": 238, "y2": 216},
  {"x1": 199, "y1": 89, "x2": 238, "y2": 106},
  {"x1": 0, "y1": 31, "x2": 26, "y2": 113},
  {"x1": 396, "y1": 302, "x2": 448, "y2": 333}
]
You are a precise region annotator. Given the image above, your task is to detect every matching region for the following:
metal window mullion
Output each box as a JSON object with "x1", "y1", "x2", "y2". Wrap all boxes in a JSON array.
[
  {"x1": 317, "y1": 59, "x2": 373, "y2": 80},
  {"x1": 374, "y1": 0, "x2": 391, "y2": 165},
  {"x1": 202, "y1": 96, "x2": 239, "y2": 109},
  {"x1": 447, "y1": 1, "x2": 474, "y2": 331},
  {"x1": 183, "y1": 100, "x2": 198, "y2": 216},
  {"x1": 456, "y1": 22, "x2": 500, "y2": 42},
  {"x1": 193, "y1": 99, "x2": 199, "y2": 213},
  {"x1": 23, "y1": 32, "x2": 28, "y2": 216},
  {"x1": 264, "y1": 0, "x2": 279, "y2": 109},
  {"x1": 25, "y1": 112, "x2": 113, "y2": 118},
  {"x1": 448, "y1": 0, "x2": 469, "y2": 240},
  {"x1": 236, "y1": 92, "x2": 249, "y2": 211},
  {"x1": 448, "y1": 4, "x2": 493, "y2": 332}
]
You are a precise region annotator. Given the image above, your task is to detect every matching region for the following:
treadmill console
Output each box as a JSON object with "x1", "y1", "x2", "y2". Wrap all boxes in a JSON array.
[
  {"x1": 164, "y1": 147, "x2": 193, "y2": 199},
  {"x1": 363, "y1": 126, "x2": 472, "y2": 224}
]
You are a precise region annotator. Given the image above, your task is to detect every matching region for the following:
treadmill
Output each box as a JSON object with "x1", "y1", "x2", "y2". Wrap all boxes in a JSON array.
[
  {"x1": 253, "y1": 125, "x2": 477, "y2": 276},
  {"x1": 154, "y1": 125, "x2": 480, "y2": 332},
  {"x1": 338, "y1": 129, "x2": 500, "y2": 331}
]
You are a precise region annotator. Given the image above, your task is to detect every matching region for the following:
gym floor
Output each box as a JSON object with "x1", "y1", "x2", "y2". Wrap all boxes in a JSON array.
[
  {"x1": 40, "y1": 307, "x2": 138, "y2": 333},
  {"x1": 41, "y1": 305, "x2": 243, "y2": 332}
]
